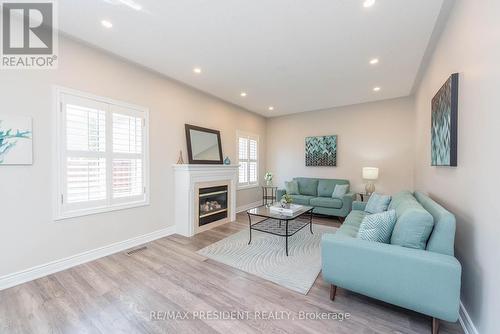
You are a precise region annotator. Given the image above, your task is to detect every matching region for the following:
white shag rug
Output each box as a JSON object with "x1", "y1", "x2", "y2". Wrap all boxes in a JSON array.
[{"x1": 197, "y1": 224, "x2": 337, "y2": 294}]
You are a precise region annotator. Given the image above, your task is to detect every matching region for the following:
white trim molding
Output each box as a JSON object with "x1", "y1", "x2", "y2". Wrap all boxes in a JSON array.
[
  {"x1": 0, "y1": 226, "x2": 175, "y2": 291},
  {"x1": 459, "y1": 301, "x2": 479, "y2": 334},
  {"x1": 236, "y1": 200, "x2": 262, "y2": 213}
]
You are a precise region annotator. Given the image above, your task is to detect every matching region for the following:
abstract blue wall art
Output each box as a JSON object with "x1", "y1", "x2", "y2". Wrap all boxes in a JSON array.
[
  {"x1": 0, "y1": 116, "x2": 33, "y2": 165},
  {"x1": 305, "y1": 135, "x2": 337, "y2": 167},
  {"x1": 431, "y1": 73, "x2": 458, "y2": 166}
]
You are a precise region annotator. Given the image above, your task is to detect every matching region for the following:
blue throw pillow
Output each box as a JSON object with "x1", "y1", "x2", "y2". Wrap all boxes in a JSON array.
[
  {"x1": 365, "y1": 192, "x2": 391, "y2": 214},
  {"x1": 357, "y1": 210, "x2": 397, "y2": 243},
  {"x1": 332, "y1": 184, "x2": 349, "y2": 198},
  {"x1": 285, "y1": 180, "x2": 299, "y2": 195}
]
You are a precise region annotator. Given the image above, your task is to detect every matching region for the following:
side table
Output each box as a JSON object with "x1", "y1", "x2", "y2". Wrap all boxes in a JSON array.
[
  {"x1": 262, "y1": 186, "x2": 278, "y2": 206},
  {"x1": 357, "y1": 193, "x2": 371, "y2": 202}
]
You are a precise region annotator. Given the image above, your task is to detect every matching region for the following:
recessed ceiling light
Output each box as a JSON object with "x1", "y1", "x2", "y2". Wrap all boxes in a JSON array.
[
  {"x1": 193, "y1": 67, "x2": 202, "y2": 74},
  {"x1": 369, "y1": 58, "x2": 379, "y2": 65},
  {"x1": 373, "y1": 86, "x2": 381, "y2": 92},
  {"x1": 268, "y1": 106, "x2": 274, "y2": 111},
  {"x1": 240, "y1": 92, "x2": 247, "y2": 97},
  {"x1": 363, "y1": 0, "x2": 376, "y2": 8},
  {"x1": 101, "y1": 20, "x2": 113, "y2": 28},
  {"x1": 118, "y1": 0, "x2": 142, "y2": 11}
]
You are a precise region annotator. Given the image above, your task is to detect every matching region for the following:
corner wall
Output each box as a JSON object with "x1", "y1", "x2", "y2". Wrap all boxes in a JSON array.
[
  {"x1": 0, "y1": 36, "x2": 265, "y2": 278},
  {"x1": 413, "y1": 0, "x2": 500, "y2": 332},
  {"x1": 266, "y1": 97, "x2": 415, "y2": 194}
]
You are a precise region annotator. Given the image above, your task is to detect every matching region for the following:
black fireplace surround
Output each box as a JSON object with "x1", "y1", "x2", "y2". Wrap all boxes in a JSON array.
[{"x1": 199, "y1": 185, "x2": 228, "y2": 226}]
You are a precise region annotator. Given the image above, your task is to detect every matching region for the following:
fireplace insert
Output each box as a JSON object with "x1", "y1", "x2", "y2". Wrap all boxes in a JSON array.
[{"x1": 199, "y1": 185, "x2": 228, "y2": 226}]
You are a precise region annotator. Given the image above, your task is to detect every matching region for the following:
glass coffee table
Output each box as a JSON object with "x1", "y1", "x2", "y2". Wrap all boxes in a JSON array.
[{"x1": 246, "y1": 204, "x2": 314, "y2": 256}]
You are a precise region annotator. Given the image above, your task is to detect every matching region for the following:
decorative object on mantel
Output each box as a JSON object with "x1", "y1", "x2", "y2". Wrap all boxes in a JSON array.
[
  {"x1": 176, "y1": 150, "x2": 185, "y2": 164},
  {"x1": 431, "y1": 73, "x2": 458, "y2": 167},
  {"x1": 305, "y1": 135, "x2": 337, "y2": 166},
  {"x1": 362, "y1": 167, "x2": 379, "y2": 195},
  {"x1": 185, "y1": 124, "x2": 223, "y2": 164},
  {"x1": 0, "y1": 116, "x2": 33, "y2": 165},
  {"x1": 223, "y1": 156, "x2": 231, "y2": 165},
  {"x1": 264, "y1": 171, "x2": 273, "y2": 185}
]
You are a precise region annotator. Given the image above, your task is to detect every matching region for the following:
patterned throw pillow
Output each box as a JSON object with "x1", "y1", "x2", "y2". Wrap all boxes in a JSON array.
[
  {"x1": 332, "y1": 184, "x2": 349, "y2": 198},
  {"x1": 285, "y1": 180, "x2": 299, "y2": 195},
  {"x1": 357, "y1": 209, "x2": 397, "y2": 243},
  {"x1": 365, "y1": 192, "x2": 392, "y2": 214}
]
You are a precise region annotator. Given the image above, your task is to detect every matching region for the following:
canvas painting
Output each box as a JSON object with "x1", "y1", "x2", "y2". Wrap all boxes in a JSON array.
[
  {"x1": 0, "y1": 116, "x2": 33, "y2": 165},
  {"x1": 305, "y1": 135, "x2": 337, "y2": 166},
  {"x1": 431, "y1": 73, "x2": 458, "y2": 166}
]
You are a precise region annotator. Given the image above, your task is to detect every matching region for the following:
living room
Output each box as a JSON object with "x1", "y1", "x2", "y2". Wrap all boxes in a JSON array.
[{"x1": 0, "y1": 0, "x2": 497, "y2": 333}]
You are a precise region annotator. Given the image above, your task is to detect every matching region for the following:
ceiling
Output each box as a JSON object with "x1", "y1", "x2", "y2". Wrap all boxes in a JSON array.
[{"x1": 58, "y1": 0, "x2": 445, "y2": 117}]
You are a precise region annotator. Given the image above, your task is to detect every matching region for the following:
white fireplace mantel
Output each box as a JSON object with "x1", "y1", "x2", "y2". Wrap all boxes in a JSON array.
[{"x1": 173, "y1": 164, "x2": 239, "y2": 237}]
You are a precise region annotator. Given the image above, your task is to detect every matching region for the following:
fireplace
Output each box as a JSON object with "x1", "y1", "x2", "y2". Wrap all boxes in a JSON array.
[
  {"x1": 199, "y1": 185, "x2": 228, "y2": 226},
  {"x1": 173, "y1": 164, "x2": 238, "y2": 237}
]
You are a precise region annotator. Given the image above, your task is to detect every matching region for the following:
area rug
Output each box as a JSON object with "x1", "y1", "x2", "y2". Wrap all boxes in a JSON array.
[{"x1": 197, "y1": 224, "x2": 337, "y2": 294}]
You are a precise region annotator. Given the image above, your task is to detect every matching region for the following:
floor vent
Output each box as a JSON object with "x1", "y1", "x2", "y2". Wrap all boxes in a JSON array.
[{"x1": 125, "y1": 246, "x2": 148, "y2": 256}]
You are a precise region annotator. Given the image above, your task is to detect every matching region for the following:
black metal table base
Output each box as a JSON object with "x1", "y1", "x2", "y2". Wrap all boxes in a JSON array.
[{"x1": 247, "y1": 210, "x2": 314, "y2": 256}]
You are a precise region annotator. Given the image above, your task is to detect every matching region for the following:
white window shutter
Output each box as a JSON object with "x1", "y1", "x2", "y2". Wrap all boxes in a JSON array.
[{"x1": 57, "y1": 90, "x2": 149, "y2": 219}]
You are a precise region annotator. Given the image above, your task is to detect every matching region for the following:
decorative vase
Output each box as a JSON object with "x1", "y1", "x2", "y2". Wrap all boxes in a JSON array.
[
  {"x1": 280, "y1": 201, "x2": 290, "y2": 209},
  {"x1": 224, "y1": 156, "x2": 231, "y2": 165},
  {"x1": 177, "y1": 150, "x2": 184, "y2": 164}
]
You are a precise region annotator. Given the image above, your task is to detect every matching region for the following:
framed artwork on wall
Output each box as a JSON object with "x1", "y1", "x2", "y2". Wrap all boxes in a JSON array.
[
  {"x1": 431, "y1": 73, "x2": 459, "y2": 167},
  {"x1": 0, "y1": 115, "x2": 33, "y2": 165},
  {"x1": 305, "y1": 135, "x2": 337, "y2": 167}
]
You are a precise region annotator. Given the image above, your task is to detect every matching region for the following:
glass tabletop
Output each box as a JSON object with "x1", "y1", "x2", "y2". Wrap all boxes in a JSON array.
[{"x1": 247, "y1": 203, "x2": 314, "y2": 220}]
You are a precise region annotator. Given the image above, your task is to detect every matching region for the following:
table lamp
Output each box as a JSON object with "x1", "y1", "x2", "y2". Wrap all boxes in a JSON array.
[{"x1": 362, "y1": 167, "x2": 379, "y2": 195}]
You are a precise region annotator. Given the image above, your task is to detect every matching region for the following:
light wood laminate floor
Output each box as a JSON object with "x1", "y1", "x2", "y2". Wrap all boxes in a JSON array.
[{"x1": 0, "y1": 213, "x2": 463, "y2": 334}]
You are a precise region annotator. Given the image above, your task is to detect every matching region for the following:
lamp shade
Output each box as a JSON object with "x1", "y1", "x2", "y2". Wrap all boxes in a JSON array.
[{"x1": 362, "y1": 167, "x2": 379, "y2": 180}]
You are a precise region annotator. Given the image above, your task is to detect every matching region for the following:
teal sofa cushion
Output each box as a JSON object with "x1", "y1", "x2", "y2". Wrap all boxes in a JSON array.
[
  {"x1": 390, "y1": 191, "x2": 434, "y2": 250},
  {"x1": 337, "y1": 210, "x2": 366, "y2": 237},
  {"x1": 289, "y1": 194, "x2": 314, "y2": 206},
  {"x1": 357, "y1": 210, "x2": 397, "y2": 243},
  {"x1": 285, "y1": 180, "x2": 299, "y2": 195},
  {"x1": 365, "y1": 193, "x2": 391, "y2": 214},
  {"x1": 317, "y1": 179, "x2": 335, "y2": 197},
  {"x1": 310, "y1": 197, "x2": 343, "y2": 209},
  {"x1": 415, "y1": 192, "x2": 456, "y2": 256},
  {"x1": 294, "y1": 177, "x2": 318, "y2": 196}
]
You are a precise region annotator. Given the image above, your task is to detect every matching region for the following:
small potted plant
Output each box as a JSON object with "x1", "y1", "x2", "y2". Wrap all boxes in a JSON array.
[
  {"x1": 264, "y1": 172, "x2": 273, "y2": 186},
  {"x1": 280, "y1": 194, "x2": 293, "y2": 209}
]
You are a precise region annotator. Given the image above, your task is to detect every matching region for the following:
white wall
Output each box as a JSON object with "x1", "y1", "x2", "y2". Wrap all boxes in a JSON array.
[
  {"x1": 413, "y1": 0, "x2": 500, "y2": 333},
  {"x1": 266, "y1": 97, "x2": 415, "y2": 194},
  {"x1": 0, "y1": 37, "x2": 265, "y2": 277}
]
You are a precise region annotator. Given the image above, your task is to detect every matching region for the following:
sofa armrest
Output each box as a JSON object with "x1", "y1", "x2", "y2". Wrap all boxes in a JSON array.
[
  {"x1": 321, "y1": 234, "x2": 461, "y2": 321},
  {"x1": 276, "y1": 189, "x2": 286, "y2": 201},
  {"x1": 341, "y1": 192, "x2": 355, "y2": 211},
  {"x1": 352, "y1": 201, "x2": 367, "y2": 211}
]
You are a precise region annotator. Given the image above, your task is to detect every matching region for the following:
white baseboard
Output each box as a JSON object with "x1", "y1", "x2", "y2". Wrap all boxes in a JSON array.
[
  {"x1": 236, "y1": 201, "x2": 262, "y2": 213},
  {"x1": 0, "y1": 225, "x2": 176, "y2": 291},
  {"x1": 459, "y1": 301, "x2": 479, "y2": 334}
]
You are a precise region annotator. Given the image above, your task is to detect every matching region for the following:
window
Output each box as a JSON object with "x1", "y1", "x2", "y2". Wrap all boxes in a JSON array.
[
  {"x1": 237, "y1": 132, "x2": 259, "y2": 188},
  {"x1": 55, "y1": 88, "x2": 149, "y2": 220}
]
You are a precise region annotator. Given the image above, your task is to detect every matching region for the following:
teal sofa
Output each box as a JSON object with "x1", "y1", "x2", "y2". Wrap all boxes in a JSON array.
[
  {"x1": 321, "y1": 191, "x2": 461, "y2": 333},
  {"x1": 277, "y1": 177, "x2": 355, "y2": 218}
]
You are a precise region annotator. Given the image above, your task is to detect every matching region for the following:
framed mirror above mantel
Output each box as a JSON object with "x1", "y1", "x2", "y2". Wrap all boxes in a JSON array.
[{"x1": 185, "y1": 124, "x2": 223, "y2": 164}]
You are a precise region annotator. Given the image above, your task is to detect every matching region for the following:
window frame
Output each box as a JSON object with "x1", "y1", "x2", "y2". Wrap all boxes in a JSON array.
[
  {"x1": 236, "y1": 131, "x2": 259, "y2": 190},
  {"x1": 53, "y1": 86, "x2": 150, "y2": 221}
]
